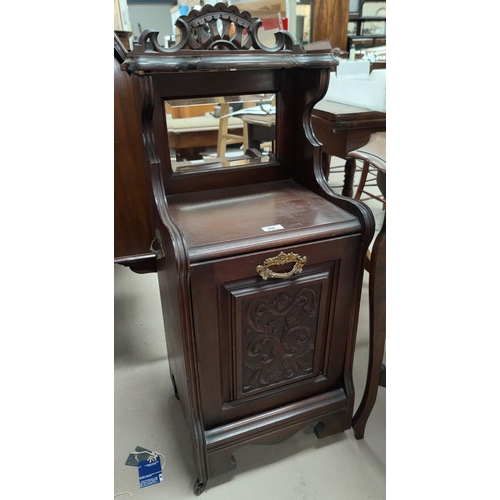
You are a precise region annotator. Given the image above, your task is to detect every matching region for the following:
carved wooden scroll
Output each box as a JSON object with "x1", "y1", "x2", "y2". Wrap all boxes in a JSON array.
[
  {"x1": 135, "y1": 2, "x2": 296, "y2": 53},
  {"x1": 241, "y1": 287, "x2": 319, "y2": 393}
]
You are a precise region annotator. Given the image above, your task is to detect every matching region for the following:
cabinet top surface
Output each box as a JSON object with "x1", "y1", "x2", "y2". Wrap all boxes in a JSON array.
[{"x1": 167, "y1": 180, "x2": 361, "y2": 261}]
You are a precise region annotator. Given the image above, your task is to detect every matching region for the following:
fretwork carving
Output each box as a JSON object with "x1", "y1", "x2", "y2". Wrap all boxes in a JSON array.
[
  {"x1": 241, "y1": 286, "x2": 320, "y2": 393},
  {"x1": 133, "y1": 2, "x2": 296, "y2": 53}
]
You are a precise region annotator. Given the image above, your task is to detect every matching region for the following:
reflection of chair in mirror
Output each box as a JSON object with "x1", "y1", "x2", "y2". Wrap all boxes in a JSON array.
[
  {"x1": 239, "y1": 113, "x2": 276, "y2": 155},
  {"x1": 238, "y1": 96, "x2": 277, "y2": 157},
  {"x1": 216, "y1": 99, "x2": 248, "y2": 159},
  {"x1": 166, "y1": 100, "x2": 244, "y2": 164},
  {"x1": 216, "y1": 96, "x2": 276, "y2": 160},
  {"x1": 121, "y1": 3, "x2": 375, "y2": 495}
]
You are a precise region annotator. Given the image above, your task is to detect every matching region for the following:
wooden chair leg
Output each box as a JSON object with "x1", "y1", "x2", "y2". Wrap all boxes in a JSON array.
[
  {"x1": 352, "y1": 215, "x2": 386, "y2": 440},
  {"x1": 354, "y1": 161, "x2": 370, "y2": 200},
  {"x1": 379, "y1": 364, "x2": 386, "y2": 388},
  {"x1": 342, "y1": 157, "x2": 357, "y2": 198},
  {"x1": 216, "y1": 102, "x2": 230, "y2": 158},
  {"x1": 243, "y1": 122, "x2": 249, "y2": 151}
]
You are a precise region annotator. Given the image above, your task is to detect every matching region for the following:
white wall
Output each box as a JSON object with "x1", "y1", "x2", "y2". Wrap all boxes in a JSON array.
[{"x1": 128, "y1": 2, "x2": 174, "y2": 42}]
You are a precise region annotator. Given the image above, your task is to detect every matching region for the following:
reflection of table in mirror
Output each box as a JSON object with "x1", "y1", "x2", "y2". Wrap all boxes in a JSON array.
[
  {"x1": 165, "y1": 94, "x2": 276, "y2": 170},
  {"x1": 239, "y1": 113, "x2": 276, "y2": 151},
  {"x1": 312, "y1": 100, "x2": 386, "y2": 197}
]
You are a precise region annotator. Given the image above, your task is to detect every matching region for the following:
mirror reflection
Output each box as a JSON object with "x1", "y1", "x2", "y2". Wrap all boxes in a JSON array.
[{"x1": 164, "y1": 94, "x2": 276, "y2": 173}]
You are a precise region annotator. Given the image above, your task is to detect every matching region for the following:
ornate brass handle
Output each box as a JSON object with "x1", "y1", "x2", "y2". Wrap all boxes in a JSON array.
[{"x1": 256, "y1": 252, "x2": 307, "y2": 281}]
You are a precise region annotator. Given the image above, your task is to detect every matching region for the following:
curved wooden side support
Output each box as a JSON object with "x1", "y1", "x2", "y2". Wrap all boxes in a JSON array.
[
  {"x1": 313, "y1": 160, "x2": 375, "y2": 430},
  {"x1": 352, "y1": 208, "x2": 386, "y2": 440},
  {"x1": 294, "y1": 66, "x2": 376, "y2": 427},
  {"x1": 135, "y1": 74, "x2": 210, "y2": 488},
  {"x1": 298, "y1": 68, "x2": 375, "y2": 247},
  {"x1": 348, "y1": 138, "x2": 386, "y2": 439},
  {"x1": 155, "y1": 226, "x2": 209, "y2": 487}
]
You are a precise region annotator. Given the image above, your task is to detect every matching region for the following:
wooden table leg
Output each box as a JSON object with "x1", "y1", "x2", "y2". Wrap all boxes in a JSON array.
[
  {"x1": 342, "y1": 157, "x2": 357, "y2": 198},
  {"x1": 352, "y1": 215, "x2": 386, "y2": 440}
]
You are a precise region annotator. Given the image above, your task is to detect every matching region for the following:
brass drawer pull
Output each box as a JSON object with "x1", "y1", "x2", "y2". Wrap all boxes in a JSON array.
[{"x1": 256, "y1": 252, "x2": 307, "y2": 281}]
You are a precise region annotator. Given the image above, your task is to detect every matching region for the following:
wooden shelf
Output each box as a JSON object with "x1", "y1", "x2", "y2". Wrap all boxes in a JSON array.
[{"x1": 167, "y1": 179, "x2": 360, "y2": 261}]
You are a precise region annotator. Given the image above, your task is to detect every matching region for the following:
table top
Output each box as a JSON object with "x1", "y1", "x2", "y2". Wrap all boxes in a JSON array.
[
  {"x1": 312, "y1": 100, "x2": 386, "y2": 130},
  {"x1": 315, "y1": 100, "x2": 375, "y2": 115}
]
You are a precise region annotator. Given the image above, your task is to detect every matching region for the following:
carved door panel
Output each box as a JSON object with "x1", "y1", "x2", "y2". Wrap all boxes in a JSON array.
[{"x1": 190, "y1": 235, "x2": 361, "y2": 429}]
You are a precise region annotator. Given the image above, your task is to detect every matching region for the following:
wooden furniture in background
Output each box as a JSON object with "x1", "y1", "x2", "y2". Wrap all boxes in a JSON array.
[
  {"x1": 167, "y1": 102, "x2": 216, "y2": 119},
  {"x1": 311, "y1": 99, "x2": 385, "y2": 197},
  {"x1": 239, "y1": 112, "x2": 276, "y2": 153},
  {"x1": 121, "y1": 3, "x2": 374, "y2": 494},
  {"x1": 348, "y1": 0, "x2": 386, "y2": 51},
  {"x1": 312, "y1": 0, "x2": 349, "y2": 51},
  {"x1": 217, "y1": 96, "x2": 276, "y2": 159},
  {"x1": 216, "y1": 101, "x2": 248, "y2": 158},
  {"x1": 347, "y1": 132, "x2": 386, "y2": 440},
  {"x1": 114, "y1": 36, "x2": 155, "y2": 273},
  {"x1": 165, "y1": 101, "x2": 244, "y2": 162},
  {"x1": 114, "y1": 30, "x2": 133, "y2": 50},
  {"x1": 354, "y1": 155, "x2": 386, "y2": 207}
]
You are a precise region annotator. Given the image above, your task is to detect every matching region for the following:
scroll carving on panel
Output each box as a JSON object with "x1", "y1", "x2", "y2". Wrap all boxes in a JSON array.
[{"x1": 241, "y1": 286, "x2": 321, "y2": 394}]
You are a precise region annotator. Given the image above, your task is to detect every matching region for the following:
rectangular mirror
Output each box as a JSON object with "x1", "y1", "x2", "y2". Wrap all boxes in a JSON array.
[{"x1": 164, "y1": 94, "x2": 276, "y2": 173}]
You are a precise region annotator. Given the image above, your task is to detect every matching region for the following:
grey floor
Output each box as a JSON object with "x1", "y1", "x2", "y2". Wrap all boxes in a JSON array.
[{"x1": 114, "y1": 158, "x2": 386, "y2": 499}]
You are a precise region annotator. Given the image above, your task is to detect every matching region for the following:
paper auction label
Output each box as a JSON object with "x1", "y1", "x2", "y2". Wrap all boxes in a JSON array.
[{"x1": 261, "y1": 224, "x2": 284, "y2": 232}]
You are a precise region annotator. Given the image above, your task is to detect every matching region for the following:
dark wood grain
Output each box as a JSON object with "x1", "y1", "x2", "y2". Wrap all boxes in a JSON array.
[
  {"x1": 205, "y1": 389, "x2": 347, "y2": 473},
  {"x1": 190, "y1": 235, "x2": 360, "y2": 429},
  {"x1": 167, "y1": 180, "x2": 360, "y2": 260},
  {"x1": 312, "y1": 0, "x2": 349, "y2": 51},
  {"x1": 114, "y1": 47, "x2": 154, "y2": 265}
]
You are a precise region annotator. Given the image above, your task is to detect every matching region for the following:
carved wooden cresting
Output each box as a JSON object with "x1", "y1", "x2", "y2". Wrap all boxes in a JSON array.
[
  {"x1": 136, "y1": 2, "x2": 295, "y2": 52},
  {"x1": 120, "y1": 2, "x2": 374, "y2": 495}
]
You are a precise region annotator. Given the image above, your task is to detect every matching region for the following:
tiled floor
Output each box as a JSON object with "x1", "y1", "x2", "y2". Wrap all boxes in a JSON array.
[{"x1": 114, "y1": 159, "x2": 386, "y2": 499}]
